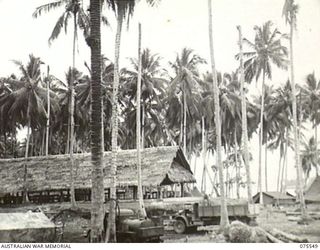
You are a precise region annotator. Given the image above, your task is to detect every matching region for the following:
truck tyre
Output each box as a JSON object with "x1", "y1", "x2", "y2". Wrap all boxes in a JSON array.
[{"x1": 174, "y1": 218, "x2": 186, "y2": 234}]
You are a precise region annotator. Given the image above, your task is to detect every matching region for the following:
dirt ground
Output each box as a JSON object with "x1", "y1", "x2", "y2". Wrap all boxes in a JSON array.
[
  {"x1": 256, "y1": 209, "x2": 320, "y2": 243},
  {"x1": 56, "y1": 208, "x2": 320, "y2": 243}
]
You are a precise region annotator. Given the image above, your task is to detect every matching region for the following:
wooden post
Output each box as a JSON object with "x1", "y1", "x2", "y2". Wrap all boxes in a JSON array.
[
  {"x1": 157, "y1": 186, "x2": 162, "y2": 200},
  {"x1": 181, "y1": 183, "x2": 184, "y2": 197}
]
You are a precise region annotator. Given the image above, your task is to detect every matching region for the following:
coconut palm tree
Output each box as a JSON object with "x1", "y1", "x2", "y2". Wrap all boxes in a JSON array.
[
  {"x1": 0, "y1": 81, "x2": 14, "y2": 158},
  {"x1": 33, "y1": 0, "x2": 89, "y2": 152},
  {"x1": 282, "y1": 0, "x2": 307, "y2": 219},
  {"x1": 301, "y1": 136, "x2": 319, "y2": 184},
  {"x1": 167, "y1": 48, "x2": 205, "y2": 156},
  {"x1": 208, "y1": 0, "x2": 229, "y2": 230},
  {"x1": 76, "y1": 58, "x2": 114, "y2": 152},
  {"x1": 136, "y1": 23, "x2": 146, "y2": 218},
  {"x1": 86, "y1": 0, "x2": 104, "y2": 242},
  {"x1": 241, "y1": 20, "x2": 288, "y2": 203},
  {"x1": 106, "y1": 0, "x2": 160, "y2": 242},
  {"x1": 237, "y1": 26, "x2": 253, "y2": 203},
  {"x1": 0, "y1": 55, "x2": 59, "y2": 202},
  {"x1": 33, "y1": 0, "x2": 90, "y2": 207},
  {"x1": 302, "y1": 73, "x2": 320, "y2": 176},
  {"x1": 267, "y1": 81, "x2": 293, "y2": 192},
  {"x1": 122, "y1": 48, "x2": 167, "y2": 149}
]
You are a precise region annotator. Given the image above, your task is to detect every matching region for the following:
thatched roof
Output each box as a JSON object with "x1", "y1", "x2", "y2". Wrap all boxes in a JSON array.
[
  {"x1": 305, "y1": 176, "x2": 320, "y2": 202},
  {"x1": 253, "y1": 192, "x2": 295, "y2": 202},
  {"x1": 0, "y1": 146, "x2": 195, "y2": 193}
]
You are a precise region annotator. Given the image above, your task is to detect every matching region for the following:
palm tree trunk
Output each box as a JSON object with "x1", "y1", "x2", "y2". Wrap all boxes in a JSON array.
[
  {"x1": 258, "y1": 69, "x2": 265, "y2": 205},
  {"x1": 234, "y1": 129, "x2": 240, "y2": 199},
  {"x1": 193, "y1": 154, "x2": 197, "y2": 176},
  {"x1": 141, "y1": 103, "x2": 145, "y2": 149},
  {"x1": 265, "y1": 144, "x2": 268, "y2": 191},
  {"x1": 66, "y1": 116, "x2": 70, "y2": 154},
  {"x1": 208, "y1": 0, "x2": 229, "y2": 230},
  {"x1": 289, "y1": 16, "x2": 306, "y2": 218},
  {"x1": 237, "y1": 25, "x2": 253, "y2": 204},
  {"x1": 107, "y1": 8, "x2": 123, "y2": 243},
  {"x1": 281, "y1": 128, "x2": 289, "y2": 192},
  {"x1": 101, "y1": 98, "x2": 104, "y2": 152},
  {"x1": 136, "y1": 23, "x2": 147, "y2": 218},
  {"x1": 280, "y1": 148, "x2": 286, "y2": 193},
  {"x1": 284, "y1": 139, "x2": 288, "y2": 191},
  {"x1": 183, "y1": 89, "x2": 187, "y2": 156},
  {"x1": 89, "y1": 0, "x2": 104, "y2": 242},
  {"x1": 277, "y1": 152, "x2": 282, "y2": 192},
  {"x1": 69, "y1": 12, "x2": 77, "y2": 208},
  {"x1": 23, "y1": 94, "x2": 31, "y2": 204},
  {"x1": 315, "y1": 123, "x2": 319, "y2": 176},
  {"x1": 41, "y1": 128, "x2": 45, "y2": 156},
  {"x1": 201, "y1": 116, "x2": 206, "y2": 193},
  {"x1": 45, "y1": 66, "x2": 50, "y2": 156},
  {"x1": 180, "y1": 100, "x2": 183, "y2": 147}
]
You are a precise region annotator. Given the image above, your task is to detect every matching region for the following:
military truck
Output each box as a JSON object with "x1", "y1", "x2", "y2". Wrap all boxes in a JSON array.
[
  {"x1": 86, "y1": 208, "x2": 164, "y2": 243},
  {"x1": 172, "y1": 198, "x2": 259, "y2": 234}
]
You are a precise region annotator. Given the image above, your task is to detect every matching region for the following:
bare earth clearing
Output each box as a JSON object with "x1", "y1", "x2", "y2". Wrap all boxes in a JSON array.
[{"x1": 56, "y1": 208, "x2": 320, "y2": 243}]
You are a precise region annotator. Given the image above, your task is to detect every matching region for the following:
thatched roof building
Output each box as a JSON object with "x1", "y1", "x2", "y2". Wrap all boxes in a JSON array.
[
  {"x1": 305, "y1": 176, "x2": 320, "y2": 203},
  {"x1": 0, "y1": 146, "x2": 195, "y2": 194},
  {"x1": 252, "y1": 191, "x2": 295, "y2": 206}
]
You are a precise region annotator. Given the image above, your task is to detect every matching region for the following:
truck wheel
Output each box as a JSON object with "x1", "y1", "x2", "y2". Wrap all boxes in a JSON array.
[{"x1": 174, "y1": 219, "x2": 186, "y2": 234}]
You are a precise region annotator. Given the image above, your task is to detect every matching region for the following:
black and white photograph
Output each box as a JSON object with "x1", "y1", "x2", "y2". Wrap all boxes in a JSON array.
[{"x1": 0, "y1": 0, "x2": 319, "y2": 246}]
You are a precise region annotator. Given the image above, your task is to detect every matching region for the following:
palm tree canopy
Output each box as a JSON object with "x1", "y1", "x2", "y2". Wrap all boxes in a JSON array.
[
  {"x1": 106, "y1": 0, "x2": 160, "y2": 25},
  {"x1": 33, "y1": 0, "x2": 89, "y2": 45},
  {"x1": 301, "y1": 136, "x2": 320, "y2": 180},
  {"x1": 0, "y1": 55, "x2": 59, "y2": 129},
  {"x1": 238, "y1": 21, "x2": 289, "y2": 83},
  {"x1": 301, "y1": 73, "x2": 320, "y2": 126},
  {"x1": 282, "y1": 0, "x2": 299, "y2": 26}
]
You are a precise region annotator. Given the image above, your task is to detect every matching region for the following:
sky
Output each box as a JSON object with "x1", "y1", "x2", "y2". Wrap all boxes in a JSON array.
[{"x1": 0, "y1": 0, "x2": 319, "y2": 196}]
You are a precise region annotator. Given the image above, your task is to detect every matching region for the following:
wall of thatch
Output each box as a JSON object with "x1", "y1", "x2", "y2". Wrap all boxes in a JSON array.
[{"x1": 0, "y1": 146, "x2": 195, "y2": 193}]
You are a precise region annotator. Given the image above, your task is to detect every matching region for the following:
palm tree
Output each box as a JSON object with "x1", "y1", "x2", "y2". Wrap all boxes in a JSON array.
[
  {"x1": 86, "y1": 0, "x2": 104, "y2": 242},
  {"x1": 282, "y1": 0, "x2": 307, "y2": 219},
  {"x1": 106, "y1": 0, "x2": 160, "y2": 242},
  {"x1": 237, "y1": 25, "x2": 253, "y2": 203},
  {"x1": 136, "y1": 23, "x2": 147, "y2": 218},
  {"x1": 0, "y1": 55, "x2": 59, "y2": 202},
  {"x1": 122, "y1": 48, "x2": 167, "y2": 149},
  {"x1": 76, "y1": 58, "x2": 114, "y2": 152},
  {"x1": 302, "y1": 73, "x2": 320, "y2": 176},
  {"x1": 33, "y1": 0, "x2": 90, "y2": 207},
  {"x1": 168, "y1": 48, "x2": 205, "y2": 156},
  {"x1": 33, "y1": 0, "x2": 88, "y2": 151},
  {"x1": 208, "y1": 0, "x2": 229, "y2": 230},
  {"x1": 301, "y1": 136, "x2": 319, "y2": 184},
  {"x1": 241, "y1": 21, "x2": 288, "y2": 203},
  {"x1": 267, "y1": 81, "x2": 293, "y2": 192}
]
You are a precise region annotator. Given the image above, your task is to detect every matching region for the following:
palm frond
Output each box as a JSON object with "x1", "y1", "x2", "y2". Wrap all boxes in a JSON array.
[
  {"x1": 48, "y1": 12, "x2": 67, "y2": 45},
  {"x1": 32, "y1": 0, "x2": 66, "y2": 18}
]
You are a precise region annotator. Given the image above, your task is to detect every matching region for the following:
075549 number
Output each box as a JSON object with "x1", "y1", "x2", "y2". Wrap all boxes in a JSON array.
[{"x1": 300, "y1": 244, "x2": 319, "y2": 248}]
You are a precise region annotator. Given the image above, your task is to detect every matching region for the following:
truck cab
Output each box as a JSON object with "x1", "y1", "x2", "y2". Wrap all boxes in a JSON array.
[
  {"x1": 87, "y1": 208, "x2": 164, "y2": 243},
  {"x1": 173, "y1": 198, "x2": 259, "y2": 234}
]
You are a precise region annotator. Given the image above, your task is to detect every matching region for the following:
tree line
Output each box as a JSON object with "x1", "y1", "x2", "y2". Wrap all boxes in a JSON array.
[{"x1": 0, "y1": 0, "x2": 319, "y2": 241}]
